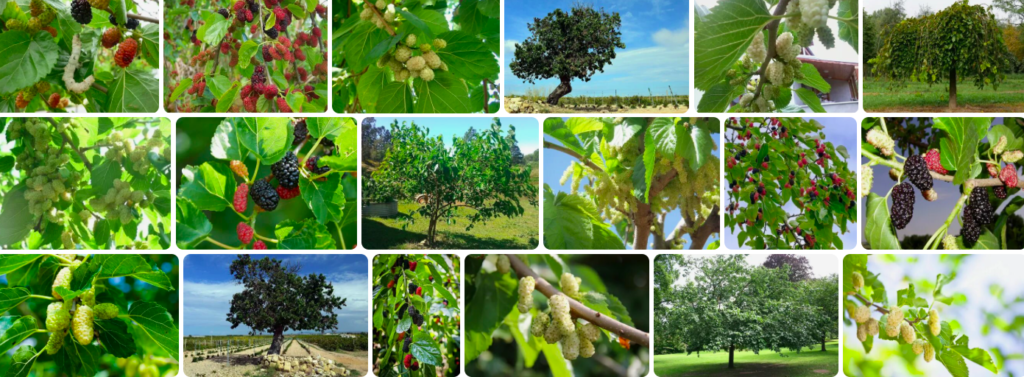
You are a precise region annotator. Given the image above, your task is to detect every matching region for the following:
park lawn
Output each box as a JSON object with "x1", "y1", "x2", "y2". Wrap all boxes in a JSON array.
[
  {"x1": 362, "y1": 197, "x2": 539, "y2": 249},
  {"x1": 653, "y1": 341, "x2": 839, "y2": 377},
  {"x1": 864, "y1": 75, "x2": 1024, "y2": 112}
]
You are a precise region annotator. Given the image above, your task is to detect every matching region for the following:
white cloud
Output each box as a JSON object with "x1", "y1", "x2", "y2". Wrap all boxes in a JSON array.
[
  {"x1": 652, "y1": 27, "x2": 689, "y2": 47},
  {"x1": 504, "y1": 40, "x2": 519, "y2": 56}
]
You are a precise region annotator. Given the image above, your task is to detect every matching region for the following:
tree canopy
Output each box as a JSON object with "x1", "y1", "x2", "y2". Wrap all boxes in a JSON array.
[
  {"x1": 226, "y1": 255, "x2": 347, "y2": 354},
  {"x1": 763, "y1": 254, "x2": 813, "y2": 282},
  {"x1": 510, "y1": 5, "x2": 625, "y2": 104}
]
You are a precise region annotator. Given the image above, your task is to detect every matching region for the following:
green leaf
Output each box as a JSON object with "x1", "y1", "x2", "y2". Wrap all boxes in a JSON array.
[
  {"x1": 54, "y1": 337, "x2": 100, "y2": 376},
  {"x1": 355, "y1": 65, "x2": 387, "y2": 113},
  {"x1": 108, "y1": 68, "x2": 159, "y2": 112},
  {"x1": 697, "y1": 82, "x2": 739, "y2": 112},
  {"x1": 95, "y1": 318, "x2": 137, "y2": 358},
  {"x1": 0, "y1": 186, "x2": 34, "y2": 247},
  {"x1": 125, "y1": 301, "x2": 178, "y2": 360},
  {"x1": 209, "y1": 119, "x2": 246, "y2": 161},
  {"x1": 503, "y1": 310, "x2": 541, "y2": 367},
  {"x1": 543, "y1": 186, "x2": 597, "y2": 249},
  {"x1": 167, "y1": 78, "x2": 192, "y2": 104},
  {"x1": 274, "y1": 219, "x2": 335, "y2": 249},
  {"x1": 797, "y1": 63, "x2": 832, "y2": 93},
  {"x1": 343, "y1": 21, "x2": 393, "y2": 71},
  {"x1": 565, "y1": 118, "x2": 604, "y2": 135},
  {"x1": 933, "y1": 118, "x2": 982, "y2": 185},
  {"x1": 694, "y1": 0, "x2": 772, "y2": 90},
  {"x1": 5, "y1": 344, "x2": 39, "y2": 377},
  {"x1": 377, "y1": 82, "x2": 414, "y2": 113},
  {"x1": 91, "y1": 255, "x2": 173, "y2": 290},
  {"x1": 0, "y1": 316, "x2": 36, "y2": 356},
  {"x1": 410, "y1": 339, "x2": 443, "y2": 366},
  {"x1": 836, "y1": 0, "x2": 859, "y2": 51},
  {"x1": 795, "y1": 88, "x2": 826, "y2": 113},
  {"x1": 397, "y1": 316, "x2": 412, "y2": 333},
  {"x1": 950, "y1": 335, "x2": 998, "y2": 373},
  {"x1": 237, "y1": 118, "x2": 292, "y2": 163},
  {"x1": 465, "y1": 272, "x2": 517, "y2": 363},
  {"x1": 544, "y1": 118, "x2": 587, "y2": 156},
  {"x1": 412, "y1": 71, "x2": 473, "y2": 113},
  {"x1": 865, "y1": 193, "x2": 901, "y2": 250},
  {"x1": 938, "y1": 348, "x2": 970, "y2": 377},
  {"x1": 216, "y1": 83, "x2": 240, "y2": 113},
  {"x1": 0, "y1": 31, "x2": 58, "y2": 95},
  {"x1": 197, "y1": 10, "x2": 230, "y2": 46},
  {"x1": 237, "y1": 40, "x2": 259, "y2": 70},
  {"x1": 434, "y1": 31, "x2": 500, "y2": 82},
  {"x1": 0, "y1": 256, "x2": 45, "y2": 276},
  {"x1": 642, "y1": 131, "x2": 656, "y2": 199},
  {"x1": 178, "y1": 163, "x2": 233, "y2": 212},
  {"x1": 300, "y1": 173, "x2": 344, "y2": 224},
  {"x1": 0, "y1": 288, "x2": 31, "y2": 314}
]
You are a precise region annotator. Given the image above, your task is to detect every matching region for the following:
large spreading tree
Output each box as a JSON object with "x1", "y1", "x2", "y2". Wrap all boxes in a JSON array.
[
  {"x1": 371, "y1": 118, "x2": 537, "y2": 247},
  {"x1": 872, "y1": 1, "x2": 1011, "y2": 109},
  {"x1": 655, "y1": 255, "x2": 837, "y2": 368},
  {"x1": 510, "y1": 5, "x2": 625, "y2": 105},
  {"x1": 226, "y1": 255, "x2": 347, "y2": 354}
]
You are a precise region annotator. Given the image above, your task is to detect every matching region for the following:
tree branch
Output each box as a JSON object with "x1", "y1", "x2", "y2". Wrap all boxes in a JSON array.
[
  {"x1": 688, "y1": 206, "x2": 720, "y2": 250},
  {"x1": 863, "y1": 149, "x2": 1019, "y2": 188},
  {"x1": 752, "y1": 0, "x2": 791, "y2": 102},
  {"x1": 544, "y1": 140, "x2": 604, "y2": 173},
  {"x1": 506, "y1": 255, "x2": 650, "y2": 348},
  {"x1": 127, "y1": 12, "x2": 159, "y2": 24}
]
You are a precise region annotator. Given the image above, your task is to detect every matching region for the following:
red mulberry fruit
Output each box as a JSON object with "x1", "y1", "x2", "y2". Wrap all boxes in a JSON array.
[
  {"x1": 890, "y1": 182, "x2": 915, "y2": 230},
  {"x1": 234, "y1": 183, "x2": 248, "y2": 212},
  {"x1": 276, "y1": 97, "x2": 292, "y2": 112},
  {"x1": 1000, "y1": 164, "x2": 1018, "y2": 188},
  {"x1": 113, "y1": 39, "x2": 138, "y2": 68},
  {"x1": 276, "y1": 185, "x2": 300, "y2": 199},
  {"x1": 102, "y1": 28, "x2": 122, "y2": 49},
  {"x1": 237, "y1": 222, "x2": 253, "y2": 244},
  {"x1": 924, "y1": 149, "x2": 947, "y2": 174},
  {"x1": 253, "y1": 240, "x2": 267, "y2": 249}
]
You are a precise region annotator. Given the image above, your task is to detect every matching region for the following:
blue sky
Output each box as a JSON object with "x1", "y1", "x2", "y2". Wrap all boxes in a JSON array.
[
  {"x1": 504, "y1": 0, "x2": 690, "y2": 96},
  {"x1": 372, "y1": 117, "x2": 540, "y2": 154},
  {"x1": 862, "y1": 118, "x2": 1024, "y2": 243},
  {"x1": 724, "y1": 117, "x2": 859, "y2": 250},
  {"x1": 844, "y1": 255, "x2": 1024, "y2": 376},
  {"x1": 544, "y1": 118, "x2": 720, "y2": 249},
  {"x1": 183, "y1": 254, "x2": 368, "y2": 335}
]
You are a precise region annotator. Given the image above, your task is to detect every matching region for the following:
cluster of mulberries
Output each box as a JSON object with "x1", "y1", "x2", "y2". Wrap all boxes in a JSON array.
[
  {"x1": 88, "y1": 178, "x2": 155, "y2": 224},
  {"x1": 377, "y1": 35, "x2": 449, "y2": 83},
  {"x1": 406, "y1": 304, "x2": 424, "y2": 326},
  {"x1": 271, "y1": 151, "x2": 300, "y2": 189},
  {"x1": 518, "y1": 276, "x2": 535, "y2": 313},
  {"x1": 305, "y1": 155, "x2": 330, "y2": 175},
  {"x1": 904, "y1": 155, "x2": 937, "y2": 201},
  {"x1": 890, "y1": 182, "x2": 915, "y2": 230},
  {"x1": 961, "y1": 187, "x2": 993, "y2": 246},
  {"x1": 250, "y1": 180, "x2": 280, "y2": 211},
  {"x1": 359, "y1": 0, "x2": 396, "y2": 29}
]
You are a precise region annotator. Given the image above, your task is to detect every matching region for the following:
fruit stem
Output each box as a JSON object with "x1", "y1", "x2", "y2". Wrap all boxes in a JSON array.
[
  {"x1": 254, "y1": 233, "x2": 279, "y2": 244},
  {"x1": 923, "y1": 193, "x2": 968, "y2": 250},
  {"x1": 204, "y1": 237, "x2": 240, "y2": 250},
  {"x1": 29, "y1": 294, "x2": 54, "y2": 300},
  {"x1": 49, "y1": 254, "x2": 75, "y2": 264}
]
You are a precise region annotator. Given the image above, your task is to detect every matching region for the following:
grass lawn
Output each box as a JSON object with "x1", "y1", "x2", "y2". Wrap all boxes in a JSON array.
[
  {"x1": 653, "y1": 341, "x2": 839, "y2": 377},
  {"x1": 362, "y1": 197, "x2": 538, "y2": 249},
  {"x1": 864, "y1": 75, "x2": 1024, "y2": 112}
]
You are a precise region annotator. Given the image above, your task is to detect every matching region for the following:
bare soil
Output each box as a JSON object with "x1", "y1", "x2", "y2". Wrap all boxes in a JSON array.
[{"x1": 183, "y1": 340, "x2": 367, "y2": 377}]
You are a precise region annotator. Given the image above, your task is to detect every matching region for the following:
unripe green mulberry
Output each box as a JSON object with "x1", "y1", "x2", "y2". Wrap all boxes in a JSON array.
[
  {"x1": 942, "y1": 234, "x2": 957, "y2": 250},
  {"x1": 518, "y1": 276, "x2": 535, "y2": 312},
  {"x1": 852, "y1": 305, "x2": 870, "y2": 323},
  {"x1": 912, "y1": 339, "x2": 926, "y2": 355},
  {"x1": 579, "y1": 322, "x2": 599, "y2": 342},
  {"x1": 81, "y1": 286, "x2": 96, "y2": 307},
  {"x1": 46, "y1": 301, "x2": 71, "y2": 332},
  {"x1": 405, "y1": 33, "x2": 417, "y2": 48},
  {"x1": 394, "y1": 46, "x2": 412, "y2": 62},
  {"x1": 395, "y1": 69, "x2": 410, "y2": 82},
  {"x1": 374, "y1": 0, "x2": 385, "y2": 9},
  {"x1": 885, "y1": 307, "x2": 903, "y2": 337},
  {"x1": 61, "y1": 231, "x2": 75, "y2": 249},
  {"x1": 851, "y1": 272, "x2": 864, "y2": 290},
  {"x1": 994, "y1": 136, "x2": 1008, "y2": 155},
  {"x1": 579, "y1": 336, "x2": 595, "y2": 358},
  {"x1": 45, "y1": 331, "x2": 65, "y2": 355},
  {"x1": 560, "y1": 273, "x2": 580, "y2": 299},
  {"x1": 530, "y1": 311, "x2": 549, "y2": 338},
  {"x1": 560, "y1": 330, "x2": 580, "y2": 360},
  {"x1": 766, "y1": 60, "x2": 786, "y2": 86},
  {"x1": 52, "y1": 267, "x2": 72, "y2": 300},
  {"x1": 860, "y1": 165, "x2": 872, "y2": 197},
  {"x1": 928, "y1": 309, "x2": 940, "y2": 336},
  {"x1": 432, "y1": 38, "x2": 447, "y2": 50},
  {"x1": 95, "y1": 303, "x2": 119, "y2": 319},
  {"x1": 496, "y1": 255, "x2": 510, "y2": 274},
  {"x1": 549, "y1": 294, "x2": 574, "y2": 335},
  {"x1": 406, "y1": 56, "x2": 426, "y2": 71},
  {"x1": 924, "y1": 343, "x2": 935, "y2": 362},
  {"x1": 745, "y1": 32, "x2": 766, "y2": 63},
  {"x1": 543, "y1": 320, "x2": 563, "y2": 343},
  {"x1": 1003, "y1": 150, "x2": 1023, "y2": 163},
  {"x1": 72, "y1": 305, "x2": 94, "y2": 345},
  {"x1": 900, "y1": 322, "x2": 915, "y2": 343}
]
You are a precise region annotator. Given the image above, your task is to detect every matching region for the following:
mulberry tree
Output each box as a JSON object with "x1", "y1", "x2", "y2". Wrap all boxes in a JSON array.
[
  {"x1": 226, "y1": 255, "x2": 347, "y2": 355},
  {"x1": 871, "y1": 1, "x2": 1011, "y2": 109},
  {"x1": 510, "y1": 5, "x2": 625, "y2": 105}
]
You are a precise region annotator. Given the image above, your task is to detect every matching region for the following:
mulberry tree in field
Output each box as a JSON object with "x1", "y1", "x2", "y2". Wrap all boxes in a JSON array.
[
  {"x1": 510, "y1": 5, "x2": 625, "y2": 105},
  {"x1": 872, "y1": 1, "x2": 1011, "y2": 109},
  {"x1": 226, "y1": 255, "x2": 347, "y2": 354}
]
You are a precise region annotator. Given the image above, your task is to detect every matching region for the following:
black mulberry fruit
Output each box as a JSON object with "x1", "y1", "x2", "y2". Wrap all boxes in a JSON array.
[
  {"x1": 126, "y1": 17, "x2": 139, "y2": 29},
  {"x1": 217, "y1": 8, "x2": 230, "y2": 18},
  {"x1": 271, "y1": 151, "x2": 300, "y2": 189},
  {"x1": 250, "y1": 180, "x2": 279, "y2": 211},
  {"x1": 264, "y1": 25, "x2": 279, "y2": 39},
  {"x1": 398, "y1": 303, "x2": 408, "y2": 319},
  {"x1": 408, "y1": 283, "x2": 418, "y2": 294},
  {"x1": 292, "y1": 119, "x2": 308, "y2": 145},
  {"x1": 403, "y1": 336, "x2": 412, "y2": 352},
  {"x1": 305, "y1": 155, "x2": 330, "y2": 174},
  {"x1": 966, "y1": 187, "x2": 994, "y2": 225},
  {"x1": 961, "y1": 218, "x2": 983, "y2": 247},
  {"x1": 994, "y1": 186, "x2": 1008, "y2": 199},
  {"x1": 890, "y1": 182, "x2": 915, "y2": 230},
  {"x1": 71, "y1": 0, "x2": 92, "y2": 24},
  {"x1": 905, "y1": 155, "x2": 935, "y2": 199}
]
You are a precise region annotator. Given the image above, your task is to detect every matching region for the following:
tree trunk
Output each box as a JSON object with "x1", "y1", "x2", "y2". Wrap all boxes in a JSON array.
[
  {"x1": 632, "y1": 202, "x2": 652, "y2": 250},
  {"x1": 949, "y1": 68, "x2": 957, "y2": 109},
  {"x1": 427, "y1": 217, "x2": 438, "y2": 247},
  {"x1": 546, "y1": 76, "x2": 573, "y2": 105},
  {"x1": 821, "y1": 336, "x2": 826, "y2": 351},
  {"x1": 267, "y1": 327, "x2": 286, "y2": 355},
  {"x1": 728, "y1": 344, "x2": 735, "y2": 369}
]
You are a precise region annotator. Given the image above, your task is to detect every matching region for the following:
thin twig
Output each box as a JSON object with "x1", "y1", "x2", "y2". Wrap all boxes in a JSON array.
[{"x1": 544, "y1": 141, "x2": 604, "y2": 173}]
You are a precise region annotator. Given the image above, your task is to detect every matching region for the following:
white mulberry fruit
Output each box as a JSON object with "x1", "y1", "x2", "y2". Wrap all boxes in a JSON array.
[
  {"x1": 766, "y1": 60, "x2": 787, "y2": 86},
  {"x1": 852, "y1": 272, "x2": 864, "y2": 290},
  {"x1": 885, "y1": 307, "x2": 903, "y2": 337},
  {"x1": 860, "y1": 165, "x2": 872, "y2": 197},
  {"x1": 423, "y1": 51, "x2": 442, "y2": 69},
  {"x1": 799, "y1": 0, "x2": 829, "y2": 28},
  {"x1": 531, "y1": 312, "x2": 549, "y2": 338},
  {"x1": 405, "y1": 33, "x2": 417, "y2": 47},
  {"x1": 81, "y1": 287, "x2": 96, "y2": 308},
  {"x1": 395, "y1": 68, "x2": 411, "y2": 82},
  {"x1": 432, "y1": 38, "x2": 447, "y2": 49},
  {"x1": 394, "y1": 46, "x2": 412, "y2": 62},
  {"x1": 579, "y1": 322, "x2": 600, "y2": 341},
  {"x1": 518, "y1": 276, "x2": 535, "y2": 313},
  {"x1": 560, "y1": 330, "x2": 580, "y2": 360},
  {"x1": 420, "y1": 67, "x2": 435, "y2": 82},
  {"x1": 543, "y1": 320, "x2": 563, "y2": 343},
  {"x1": 406, "y1": 56, "x2": 426, "y2": 71},
  {"x1": 549, "y1": 294, "x2": 574, "y2": 335},
  {"x1": 579, "y1": 336, "x2": 595, "y2": 358},
  {"x1": 45, "y1": 331, "x2": 65, "y2": 355},
  {"x1": 739, "y1": 93, "x2": 754, "y2": 107},
  {"x1": 900, "y1": 322, "x2": 915, "y2": 343},
  {"x1": 866, "y1": 129, "x2": 895, "y2": 156},
  {"x1": 560, "y1": 273, "x2": 581, "y2": 299},
  {"x1": 745, "y1": 32, "x2": 766, "y2": 63},
  {"x1": 866, "y1": 318, "x2": 879, "y2": 336},
  {"x1": 912, "y1": 339, "x2": 926, "y2": 355},
  {"x1": 52, "y1": 267, "x2": 72, "y2": 300},
  {"x1": 776, "y1": 32, "x2": 794, "y2": 56},
  {"x1": 95, "y1": 303, "x2": 120, "y2": 320},
  {"x1": 853, "y1": 305, "x2": 870, "y2": 323},
  {"x1": 46, "y1": 301, "x2": 71, "y2": 332},
  {"x1": 1003, "y1": 150, "x2": 1023, "y2": 163},
  {"x1": 856, "y1": 323, "x2": 867, "y2": 342},
  {"x1": 928, "y1": 309, "x2": 940, "y2": 335},
  {"x1": 496, "y1": 255, "x2": 510, "y2": 274},
  {"x1": 924, "y1": 343, "x2": 935, "y2": 362},
  {"x1": 72, "y1": 305, "x2": 94, "y2": 345}
]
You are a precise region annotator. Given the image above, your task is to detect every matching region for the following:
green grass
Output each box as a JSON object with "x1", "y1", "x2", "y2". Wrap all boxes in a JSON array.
[
  {"x1": 864, "y1": 74, "x2": 1024, "y2": 112},
  {"x1": 653, "y1": 341, "x2": 839, "y2": 377},
  {"x1": 362, "y1": 197, "x2": 538, "y2": 249}
]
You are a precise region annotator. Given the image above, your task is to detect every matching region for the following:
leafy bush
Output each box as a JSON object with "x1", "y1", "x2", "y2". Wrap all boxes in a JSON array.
[{"x1": 0, "y1": 117, "x2": 171, "y2": 250}]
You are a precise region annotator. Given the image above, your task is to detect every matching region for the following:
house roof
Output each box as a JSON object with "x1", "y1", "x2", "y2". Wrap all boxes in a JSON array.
[{"x1": 797, "y1": 57, "x2": 858, "y2": 81}]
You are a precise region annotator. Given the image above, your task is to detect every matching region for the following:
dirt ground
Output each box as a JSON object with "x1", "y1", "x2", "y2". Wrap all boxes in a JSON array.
[
  {"x1": 504, "y1": 98, "x2": 688, "y2": 114},
  {"x1": 183, "y1": 340, "x2": 367, "y2": 377}
]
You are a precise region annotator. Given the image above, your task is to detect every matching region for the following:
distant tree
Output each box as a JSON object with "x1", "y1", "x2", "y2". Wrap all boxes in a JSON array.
[
  {"x1": 362, "y1": 118, "x2": 392, "y2": 165},
  {"x1": 863, "y1": 12, "x2": 878, "y2": 72},
  {"x1": 511, "y1": 144, "x2": 524, "y2": 165},
  {"x1": 510, "y1": 5, "x2": 625, "y2": 105},
  {"x1": 803, "y1": 275, "x2": 839, "y2": 351},
  {"x1": 226, "y1": 255, "x2": 348, "y2": 355},
  {"x1": 993, "y1": 0, "x2": 1024, "y2": 25},
  {"x1": 918, "y1": 4, "x2": 933, "y2": 17},
  {"x1": 762, "y1": 254, "x2": 813, "y2": 282},
  {"x1": 524, "y1": 149, "x2": 539, "y2": 164},
  {"x1": 463, "y1": 127, "x2": 478, "y2": 143}
]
